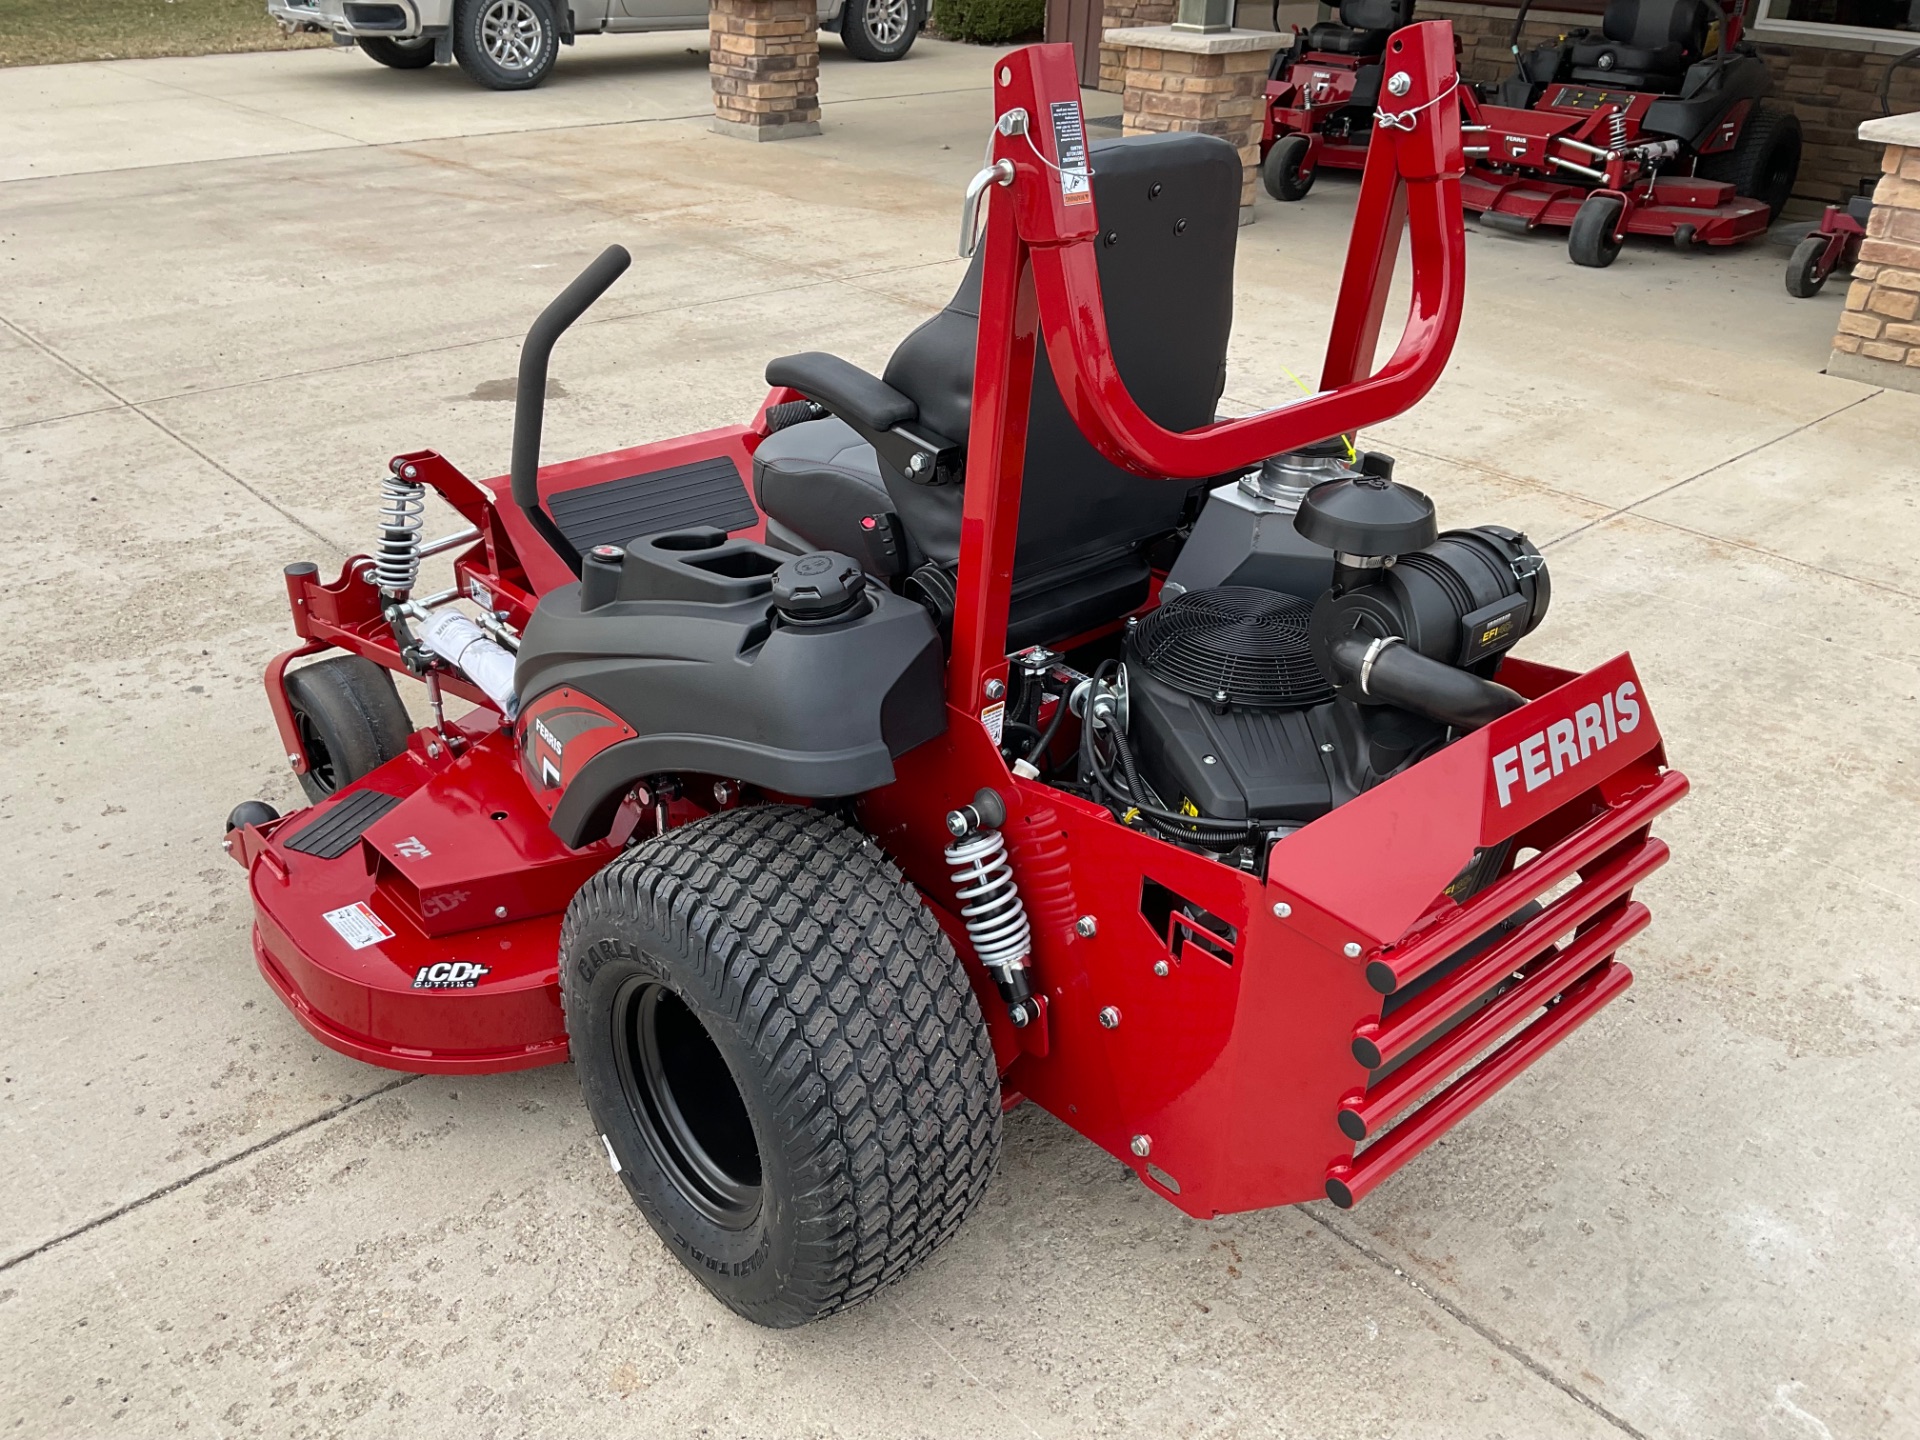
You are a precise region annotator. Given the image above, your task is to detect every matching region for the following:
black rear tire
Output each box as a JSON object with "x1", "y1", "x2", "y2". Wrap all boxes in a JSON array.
[
  {"x1": 1262, "y1": 133, "x2": 1315, "y2": 202},
  {"x1": 1785, "y1": 233, "x2": 1829, "y2": 298},
  {"x1": 358, "y1": 35, "x2": 436, "y2": 68},
  {"x1": 452, "y1": 0, "x2": 558, "y2": 90},
  {"x1": 283, "y1": 655, "x2": 413, "y2": 803},
  {"x1": 1698, "y1": 102, "x2": 1801, "y2": 222},
  {"x1": 561, "y1": 805, "x2": 1001, "y2": 1328},
  {"x1": 839, "y1": 0, "x2": 919, "y2": 61},
  {"x1": 1569, "y1": 193, "x2": 1625, "y2": 268}
]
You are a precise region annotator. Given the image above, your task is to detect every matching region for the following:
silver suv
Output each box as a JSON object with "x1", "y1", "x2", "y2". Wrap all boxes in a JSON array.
[{"x1": 270, "y1": 0, "x2": 923, "y2": 89}]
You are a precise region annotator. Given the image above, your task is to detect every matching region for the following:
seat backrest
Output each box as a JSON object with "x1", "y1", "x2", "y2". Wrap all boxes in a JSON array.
[
  {"x1": 878, "y1": 132, "x2": 1243, "y2": 582},
  {"x1": 1602, "y1": 0, "x2": 1709, "y2": 52},
  {"x1": 1339, "y1": 0, "x2": 1412, "y2": 33}
]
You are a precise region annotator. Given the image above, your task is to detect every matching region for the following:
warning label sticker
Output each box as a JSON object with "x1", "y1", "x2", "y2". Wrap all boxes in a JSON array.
[
  {"x1": 1048, "y1": 100, "x2": 1091, "y2": 206},
  {"x1": 980, "y1": 701, "x2": 1006, "y2": 745},
  {"x1": 322, "y1": 901, "x2": 395, "y2": 951}
]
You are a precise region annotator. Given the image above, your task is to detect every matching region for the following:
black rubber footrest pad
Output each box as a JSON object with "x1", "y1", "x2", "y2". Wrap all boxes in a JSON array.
[
  {"x1": 282, "y1": 788, "x2": 401, "y2": 860},
  {"x1": 546, "y1": 456, "x2": 757, "y2": 553}
]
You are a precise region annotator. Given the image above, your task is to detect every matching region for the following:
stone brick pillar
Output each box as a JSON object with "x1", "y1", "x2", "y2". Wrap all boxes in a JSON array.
[
  {"x1": 1104, "y1": 25, "x2": 1288, "y2": 224},
  {"x1": 1829, "y1": 112, "x2": 1920, "y2": 394},
  {"x1": 1099, "y1": 0, "x2": 1177, "y2": 92},
  {"x1": 710, "y1": 0, "x2": 820, "y2": 142}
]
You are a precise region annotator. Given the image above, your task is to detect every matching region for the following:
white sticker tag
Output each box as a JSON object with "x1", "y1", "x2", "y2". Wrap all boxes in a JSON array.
[
  {"x1": 1049, "y1": 99, "x2": 1091, "y2": 205},
  {"x1": 980, "y1": 701, "x2": 1006, "y2": 744},
  {"x1": 322, "y1": 901, "x2": 394, "y2": 951}
]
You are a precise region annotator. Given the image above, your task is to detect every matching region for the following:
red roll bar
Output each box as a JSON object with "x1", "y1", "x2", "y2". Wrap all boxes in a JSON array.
[{"x1": 949, "y1": 27, "x2": 1468, "y2": 706}]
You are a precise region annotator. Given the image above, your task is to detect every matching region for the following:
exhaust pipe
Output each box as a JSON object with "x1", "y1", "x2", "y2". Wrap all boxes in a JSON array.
[{"x1": 509, "y1": 244, "x2": 632, "y2": 575}]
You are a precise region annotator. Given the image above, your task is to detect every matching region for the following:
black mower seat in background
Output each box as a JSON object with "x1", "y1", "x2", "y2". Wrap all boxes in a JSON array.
[
  {"x1": 1567, "y1": 0, "x2": 1710, "y2": 90},
  {"x1": 754, "y1": 131, "x2": 1242, "y2": 650},
  {"x1": 1302, "y1": 0, "x2": 1411, "y2": 57}
]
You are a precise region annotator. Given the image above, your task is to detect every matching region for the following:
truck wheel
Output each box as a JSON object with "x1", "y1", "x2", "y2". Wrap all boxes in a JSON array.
[
  {"x1": 1569, "y1": 193, "x2": 1624, "y2": 268},
  {"x1": 452, "y1": 0, "x2": 558, "y2": 90},
  {"x1": 1698, "y1": 103, "x2": 1801, "y2": 222},
  {"x1": 1785, "y1": 233, "x2": 1829, "y2": 298},
  {"x1": 839, "y1": 0, "x2": 919, "y2": 61},
  {"x1": 283, "y1": 655, "x2": 413, "y2": 803},
  {"x1": 357, "y1": 35, "x2": 436, "y2": 68},
  {"x1": 561, "y1": 805, "x2": 1001, "y2": 1328},
  {"x1": 1262, "y1": 134, "x2": 1315, "y2": 202}
]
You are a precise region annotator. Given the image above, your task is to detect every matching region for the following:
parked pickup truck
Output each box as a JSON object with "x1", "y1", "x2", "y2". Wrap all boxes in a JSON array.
[{"x1": 270, "y1": 0, "x2": 923, "y2": 89}]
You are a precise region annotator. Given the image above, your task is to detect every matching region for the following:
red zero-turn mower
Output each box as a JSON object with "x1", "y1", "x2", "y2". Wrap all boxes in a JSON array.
[
  {"x1": 227, "y1": 29, "x2": 1685, "y2": 1327},
  {"x1": 1459, "y1": 0, "x2": 1801, "y2": 265},
  {"x1": 1257, "y1": 0, "x2": 1416, "y2": 202}
]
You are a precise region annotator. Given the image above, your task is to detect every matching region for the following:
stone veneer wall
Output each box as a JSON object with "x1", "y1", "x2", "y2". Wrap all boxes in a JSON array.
[
  {"x1": 1831, "y1": 140, "x2": 1920, "y2": 380},
  {"x1": 710, "y1": 0, "x2": 821, "y2": 141}
]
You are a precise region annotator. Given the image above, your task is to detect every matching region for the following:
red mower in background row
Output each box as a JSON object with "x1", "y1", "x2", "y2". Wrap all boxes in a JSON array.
[
  {"x1": 1258, "y1": 0, "x2": 1418, "y2": 202},
  {"x1": 1784, "y1": 43, "x2": 1920, "y2": 297},
  {"x1": 1461, "y1": 0, "x2": 1801, "y2": 265},
  {"x1": 227, "y1": 29, "x2": 1685, "y2": 1327}
]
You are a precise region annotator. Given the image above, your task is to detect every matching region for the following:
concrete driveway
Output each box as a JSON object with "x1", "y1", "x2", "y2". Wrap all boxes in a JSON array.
[{"x1": 3, "y1": 30, "x2": 1917, "y2": 1440}]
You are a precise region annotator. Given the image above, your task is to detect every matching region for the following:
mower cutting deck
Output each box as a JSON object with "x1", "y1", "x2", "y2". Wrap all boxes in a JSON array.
[
  {"x1": 1461, "y1": 0, "x2": 1799, "y2": 265},
  {"x1": 229, "y1": 27, "x2": 1684, "y2": 1327}
]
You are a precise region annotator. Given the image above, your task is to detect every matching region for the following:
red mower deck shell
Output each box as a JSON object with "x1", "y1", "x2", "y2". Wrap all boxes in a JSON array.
[
  {"x1": 235, "y1": 28, "x2": 1683, "y2": 1214},
  {"x1": 1260, "y1": 46, "x2": 1378, "y2": 183},
  {"x1": 1460, "y1": 81, "x2": 1768, "y2": 247}
]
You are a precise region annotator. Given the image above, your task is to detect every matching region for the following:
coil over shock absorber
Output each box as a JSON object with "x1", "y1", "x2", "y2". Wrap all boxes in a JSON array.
[
  {"x1": 374, "y1": 458, "x2": 426, "y2": 599},
  {"x1": 944, "y1": 787, "x2": 1037, "y2": 1027},
  {"x1": 1608, "y1": 105, "x2": 1628, "y2": 152}
]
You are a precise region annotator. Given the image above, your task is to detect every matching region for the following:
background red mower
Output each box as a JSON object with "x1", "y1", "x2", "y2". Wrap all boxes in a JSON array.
[
  {"x1": 1257, "y1": 0, "x2": 1417, "y2": 202},
  {"x1": 1461, "y1": 0, "x2": 1800, "y2": 265},
  {"x1": 228, "y1": 29, "x2": 1683, "y2": 1327}
]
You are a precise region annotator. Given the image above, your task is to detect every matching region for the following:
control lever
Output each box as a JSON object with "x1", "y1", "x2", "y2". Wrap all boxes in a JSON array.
[{"x1": 958, "y1": 159, "x2": 1014, "y2": 259}]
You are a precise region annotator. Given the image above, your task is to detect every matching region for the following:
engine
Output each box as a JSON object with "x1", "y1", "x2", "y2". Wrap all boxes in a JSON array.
[{"x1": 1075, "y1": 448, "x2": 1550, "y2": 863}]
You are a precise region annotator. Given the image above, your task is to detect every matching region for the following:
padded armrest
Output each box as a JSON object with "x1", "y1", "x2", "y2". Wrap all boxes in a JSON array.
[{"x1": 767, "y1": 352, "x2": 918, "y2": 435}]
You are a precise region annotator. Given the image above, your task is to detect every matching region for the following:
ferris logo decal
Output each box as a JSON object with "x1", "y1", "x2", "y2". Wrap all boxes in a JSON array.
[
  {"x1": 533, "y1": 717, "x2": 564, "y2": 757},
  {"x1": 411, "y1": 961, "x2": 491, "y2": 989},
  {"x1": 1491, "y1": 681, "x2": 1642, "y2": 808}
]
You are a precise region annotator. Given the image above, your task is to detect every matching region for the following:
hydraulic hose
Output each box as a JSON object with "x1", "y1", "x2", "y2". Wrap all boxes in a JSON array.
[{"x1": 1331, "y1": 635, "x2": 1526, "y2": 731}]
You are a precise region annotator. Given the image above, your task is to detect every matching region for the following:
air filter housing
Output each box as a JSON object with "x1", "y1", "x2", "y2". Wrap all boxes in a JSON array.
[{"x1": 1130, "y1": 587, "x2": 1332, "y2": 709}]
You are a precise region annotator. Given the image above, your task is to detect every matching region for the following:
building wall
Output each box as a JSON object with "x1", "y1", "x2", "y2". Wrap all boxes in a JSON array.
[{"x1": 1423, "y1": 0, "x2": 1920, "y2": 206}]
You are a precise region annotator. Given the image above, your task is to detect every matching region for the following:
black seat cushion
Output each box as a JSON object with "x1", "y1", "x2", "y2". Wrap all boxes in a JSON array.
[
  {"x1": 1567, "y1": 0, "x2": 1707, "y2": 85},
  {"x1": 752, "y1": 415, "x2": 902, "y2": 561},
  {"x1": 1304, "y1": 0, "x2": 1410, "y2": 57},
  {"x1": 754, "y1": 131, "x2": 1243, "y2": 649}
]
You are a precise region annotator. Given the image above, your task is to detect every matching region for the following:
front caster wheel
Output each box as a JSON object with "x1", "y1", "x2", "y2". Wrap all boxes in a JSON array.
[
  {"x1": 561, "y1": 805, "x2": 1001, "y2": 1328},
  {"x1": 1786, "y1": 233, "x2": 1830, "y2": 297},
  {"x1": 1569, "y1": 193, "x2": 1625, "y2": 268},
  {"x1": 1261, "y1": 133, "x2": 1315, "y2": 202},
  {"x1": 283, "y1": 655, "x2": 413, "y2": 803}
]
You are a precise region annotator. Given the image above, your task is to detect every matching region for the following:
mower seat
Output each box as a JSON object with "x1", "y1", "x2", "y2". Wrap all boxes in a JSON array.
[
  {"x1": 1302, "y1": 0, "x2": 1412, "y2": 57},
  {"x1": 1567, "y1": 0, "x2": 1709, "y2": 91},
  {"x1": 754, "y1": 131, "x2": 1241, "y2": 650}
]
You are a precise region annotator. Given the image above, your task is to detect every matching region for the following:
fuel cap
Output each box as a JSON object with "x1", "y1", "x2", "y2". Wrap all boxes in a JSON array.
[{"x1": 772, "y1": 552, "x2": 867, "y2": 624}]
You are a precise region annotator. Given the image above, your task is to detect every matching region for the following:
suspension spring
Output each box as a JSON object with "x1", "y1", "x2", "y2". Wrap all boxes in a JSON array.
[
  {"x1": 1608, "y1": 106, "x2": 1628, "y2": 152},
  {"x1": 373, "y1": 463, "x2": 426, "y2": 596},
  {"x1": 945, "y1": 824, "x2": 1035, "y2": 1018}
]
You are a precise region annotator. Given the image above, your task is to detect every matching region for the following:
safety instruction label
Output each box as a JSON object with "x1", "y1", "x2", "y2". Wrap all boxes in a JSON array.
[
  {"x1": 322, "y1": 901, "x2": 395, "y2": 951},
  {"x1": 1049, "y1": 100, "x2": 1091, "y2": 205},
  {"x1": 980, "y1": 701, "x2": 1006, "y2": 745}
]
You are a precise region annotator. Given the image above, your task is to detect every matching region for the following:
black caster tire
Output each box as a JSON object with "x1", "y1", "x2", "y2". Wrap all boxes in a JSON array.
[
  {"x1": 1262, "y1": 133, "x2": 1315, "y2": 202},
  {"x1": 561, "y1": 805, "x2": 1001, "y2": 1328},
  {"x1": 452, "y1": 0, "x2": 558, "y2": 90},
  {"x1": 1785, "y1": 234, "x2": 1829, "y2": 298},
  {"x1": 1698, "y1": 102, "x2": 1801, "y2": 222},
  {"x1": 1569, "y1": 194, "x2": 1625, "y2": 268},
  {"x1": 283, "y1": 655, "x2": 413, "y2": 803},
  {"x1": 226, "y1": 800, "x2": 281, "y2": 833},
  {"x1": 839, "y1": 0, "x2": 919, "y2": 61},
  {"x1": 357, "y1": 35, "x2": 437, "y2": 68}
]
